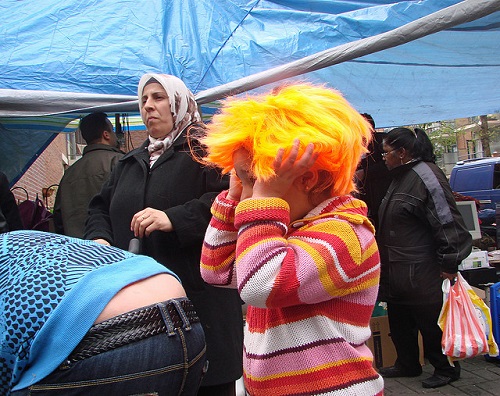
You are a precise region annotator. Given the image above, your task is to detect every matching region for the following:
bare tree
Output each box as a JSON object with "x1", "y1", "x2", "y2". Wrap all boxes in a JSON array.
[{"x1": 479, "y1": 115, "x2": 491, "y2": 157}]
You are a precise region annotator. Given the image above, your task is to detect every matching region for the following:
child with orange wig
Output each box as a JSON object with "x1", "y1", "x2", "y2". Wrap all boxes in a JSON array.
[{"x1": 200, "y1": 83, "x2": 384, "y2": 396}]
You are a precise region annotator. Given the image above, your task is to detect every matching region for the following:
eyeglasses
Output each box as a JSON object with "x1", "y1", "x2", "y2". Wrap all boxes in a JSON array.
[{"x1": 381, "y1": 149, "x2": 397, "y2": 158}]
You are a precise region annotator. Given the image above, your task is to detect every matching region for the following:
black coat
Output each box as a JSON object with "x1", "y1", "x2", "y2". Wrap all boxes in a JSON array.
[
  {"x1": 53, "y1": 144, "x2": 124, "y2": 238},
  {"x1": 85, "y1": 128, "x2": 243, "y2": 385},
  {"x1": 0, "y1": 172, "x2": 23, "y2": 233},
  {"x1": 356, "y1": 133, "x2": 392, "y2": 230},
  {"x1": 377, "y1": 160, "x2": 472, "y2": 305}
]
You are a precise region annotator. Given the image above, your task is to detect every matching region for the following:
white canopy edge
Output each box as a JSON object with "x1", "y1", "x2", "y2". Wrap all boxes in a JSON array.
[{"x1": 0, "y1": 89, "x2": 138, "y2": 117}]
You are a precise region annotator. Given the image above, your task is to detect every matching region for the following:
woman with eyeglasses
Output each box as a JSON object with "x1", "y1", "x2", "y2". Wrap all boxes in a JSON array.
[{"x1": 376, "y1": 127, "x2": 472, "y2": 389}]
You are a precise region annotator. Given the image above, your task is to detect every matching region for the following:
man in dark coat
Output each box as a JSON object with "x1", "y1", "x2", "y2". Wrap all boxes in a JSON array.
[{"x1": 53, "y1": 112, "x2": 124, "y2": 238}]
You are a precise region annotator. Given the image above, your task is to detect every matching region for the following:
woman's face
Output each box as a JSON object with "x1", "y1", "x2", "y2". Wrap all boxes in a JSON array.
[
  {"x1": 382, "y1": 142, "x2": 401, "y2": 171},
  {"x1": 140, "y1": 82, "x2": 174, "y2": 139}
]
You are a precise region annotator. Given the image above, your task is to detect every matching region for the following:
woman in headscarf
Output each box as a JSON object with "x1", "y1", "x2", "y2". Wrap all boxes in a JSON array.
[{"x1": 85, "y1": 73, "x2": 244, "y2": 396}]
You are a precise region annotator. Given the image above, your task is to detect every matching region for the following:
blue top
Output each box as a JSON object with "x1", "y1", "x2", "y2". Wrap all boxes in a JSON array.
[{"x1": 0, "y1": 230, "x2": 179, "y2": 394}]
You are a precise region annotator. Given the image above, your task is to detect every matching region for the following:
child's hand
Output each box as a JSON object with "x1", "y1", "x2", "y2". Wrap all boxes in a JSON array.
[
  {"x1": 227, "y1": 170, "x2": 243, "y2": 201},
  {"x1": 232, "y1": 148, "x2": 256, "y2": 201},
  {"x1": 253, "y1": 139, "x2": 318, "y2": 199}
]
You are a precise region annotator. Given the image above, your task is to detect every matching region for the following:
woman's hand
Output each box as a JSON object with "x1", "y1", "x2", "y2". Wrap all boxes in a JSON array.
[
  {"x1": 131, "y1": 208, "x2": 173, "y2": 238},
  {"x1": 93, "y1": 238, "x2": 111, "y2": 246},
  {"x1": 441, "y1": 271, "x2": 458, "y2": 282},
  {"x1": 253, "y1": 139, "x2": 318, "y2": 198}
]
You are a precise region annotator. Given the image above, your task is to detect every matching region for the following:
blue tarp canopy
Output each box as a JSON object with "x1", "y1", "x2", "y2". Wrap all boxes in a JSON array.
[{"x1": 1, "y1": 0, "x2": 499, "y2": 183}]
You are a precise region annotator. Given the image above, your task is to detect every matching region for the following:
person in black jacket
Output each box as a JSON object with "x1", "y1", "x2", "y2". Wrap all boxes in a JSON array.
[
  {"x1": 84, "y1": 74, "x2": 243, "y2": 396},
  {"x1": 355, "y1": 114, "x2": 392, "y2": 230},
  {"x1": 53, "y1": 112, "x2": 124, "y2": 238},
  {"x1": 376, "y1": 127, "x2": 472, "y2": 389},
  {"x1": 0, "y1": 171, "x2": 23, "y2": 233}
]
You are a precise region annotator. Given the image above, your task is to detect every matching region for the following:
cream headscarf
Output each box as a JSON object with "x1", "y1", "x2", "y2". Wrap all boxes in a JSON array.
[{"x1": 138, "y1": 73, "x2": 201, "y2": 165}]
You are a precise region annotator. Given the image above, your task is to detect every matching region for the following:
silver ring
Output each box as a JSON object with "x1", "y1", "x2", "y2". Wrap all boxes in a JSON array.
[{"x1": 141, "y1": 216, "x2": 145, "y2": 221}]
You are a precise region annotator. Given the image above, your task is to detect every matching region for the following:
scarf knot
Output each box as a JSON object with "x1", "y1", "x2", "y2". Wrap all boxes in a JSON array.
[{"x1": 148, "y1": 136, "x2": 172, "y2": 166}]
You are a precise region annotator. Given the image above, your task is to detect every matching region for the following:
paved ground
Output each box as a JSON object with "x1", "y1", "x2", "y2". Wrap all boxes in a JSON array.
[{"x1": 383, "y1": 355, "x2": 500, "y2": 395}]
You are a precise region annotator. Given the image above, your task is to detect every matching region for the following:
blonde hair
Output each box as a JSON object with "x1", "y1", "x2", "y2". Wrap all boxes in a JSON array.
[{"x1": 201, "y1": 83, "x2": 372, "y2": 196}]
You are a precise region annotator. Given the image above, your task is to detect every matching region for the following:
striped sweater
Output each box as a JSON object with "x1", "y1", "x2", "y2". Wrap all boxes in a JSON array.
[{"x1": 201, "y1": 191, "x2": 384, "y2": 395}]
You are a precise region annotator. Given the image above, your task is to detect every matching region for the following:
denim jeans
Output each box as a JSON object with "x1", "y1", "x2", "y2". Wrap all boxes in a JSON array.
[{"x1": 12, "y1": 299, "x2": 207, "y2": 396}]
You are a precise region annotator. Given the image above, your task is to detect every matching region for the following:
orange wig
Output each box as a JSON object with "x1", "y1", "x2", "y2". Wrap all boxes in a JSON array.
[{"x1": 201, "y1": 83, "x2": 372, "y2": 196}]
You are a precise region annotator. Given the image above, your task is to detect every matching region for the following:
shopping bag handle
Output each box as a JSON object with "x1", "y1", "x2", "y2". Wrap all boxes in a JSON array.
[{"x1": 442, "y1": 278, "x2": 451, "y2": 294}]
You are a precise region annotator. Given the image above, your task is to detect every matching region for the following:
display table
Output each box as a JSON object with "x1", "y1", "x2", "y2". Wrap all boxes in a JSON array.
[
  {"x1": 487, "y1": 250, "x2": 500, "y2": 280},
  {"x1": 460, "y1": 267, "x2": 498, "y2": 288}
]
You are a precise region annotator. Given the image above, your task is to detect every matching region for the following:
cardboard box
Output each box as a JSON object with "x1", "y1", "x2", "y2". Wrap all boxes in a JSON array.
[
  {"x1": 367, "y1": 315, "x2": 397, "y2": 369},
  {"x1": 367, "y1": 315, "x2": 424, "y2": 369},
  {"x1": 459, "y1": 250, "x2": 489, "y2": 270}
]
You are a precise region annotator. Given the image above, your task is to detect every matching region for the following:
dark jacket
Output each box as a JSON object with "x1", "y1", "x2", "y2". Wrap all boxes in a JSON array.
[
  {"x1": 53, "y1": 143, "x2": 124, "y2": 238},
  {"x1": 0, "y1": 171, "x2": 23, "y2": 233},
  {"x1": 84, "y1": 127, "x2": 243, "y2": 385},
  {"x1": 377, "y1": 160, "x2": 472, "y2": 305},
  {"x1": 356, "y1": 133, "x2": 392, "y2": 230},
  {"x1": 0, "y1": 209, "x2": 6, "y2": 233}
]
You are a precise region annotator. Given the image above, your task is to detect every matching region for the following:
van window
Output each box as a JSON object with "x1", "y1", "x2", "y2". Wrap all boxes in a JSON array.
[
  {"x1": 453, "y1": 164, "x2": 493, "y2": 191},
  {"x1": 494, "y1": 164, "x2": 500, "y2": 189}
]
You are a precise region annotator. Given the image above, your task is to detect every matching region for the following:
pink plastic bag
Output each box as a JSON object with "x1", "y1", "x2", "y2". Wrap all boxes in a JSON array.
[{"x1": 438, "y1": 273, "x2": 498, "y2": 363}]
